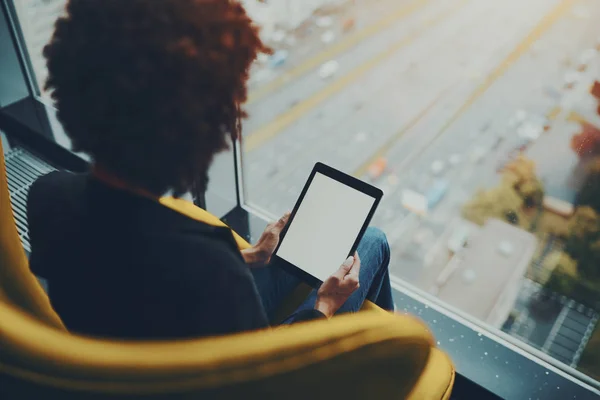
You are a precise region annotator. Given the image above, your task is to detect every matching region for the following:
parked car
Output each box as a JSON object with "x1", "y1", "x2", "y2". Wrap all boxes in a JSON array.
[
  {"x1": 469, "y1": 146, "x2": 487, "y2": 164},
  {"x1": 448, "y1": 154, "x2": 462, "y2": 166},
  {"x1": 577, "y1": 48, "x2": 597, "y2": 71},
  {"x1": 430, "y1": 160, "x2": 445, "y2": 176},
  {"x1": 564, "y1": 70, "x2": 581, "y2": 89},
  {"x1": 319, "y1": 60, "x2": 339, "y2": 79},
  {"x1": 269, "y1": 50, "x2": 288, "y2": 67},
  {"x1": 425, "y1": 179, "x2": 449, "y2": 209},
  {"x1": 367, "y1": 157, "x2": 387, "y2": 180}
]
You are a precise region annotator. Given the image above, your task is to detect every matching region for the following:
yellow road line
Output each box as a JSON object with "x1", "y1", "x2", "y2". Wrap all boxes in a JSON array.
[
  {"x1": 428, "y1": 0, "x2": 577, "y2": 145},
  {"x1": 567, "y1": 110, "x2": 597, "y2": 126},
  {"x1": 247, "y1": 0, "x2": 432, "y2": 105},
  {"x1": 245, "y1": 0, "x2": 469, "y2": 153},
  {"x1": 547, "y1": 106, "x2": 562, "y2": 120},
  {"x1": 353, "y1": 86, "x2": 453, "y2": 177},
  {"x1": 355, "y1": 0, "x2": 576, "y2": 177}
]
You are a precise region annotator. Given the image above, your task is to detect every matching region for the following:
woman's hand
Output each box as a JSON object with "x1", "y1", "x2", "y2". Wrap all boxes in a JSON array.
[
  {"x1": 241, "y1": 212, "x2": 290, "y2": 267},
  {"x1": 314, "y1": 253, "x2": 361, "y2": 318}
]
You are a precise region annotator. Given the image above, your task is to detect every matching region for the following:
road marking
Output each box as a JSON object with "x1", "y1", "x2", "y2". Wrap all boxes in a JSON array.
[
  {"x1": 566, "y1": 110, "x2": 597, "y2": 126},
  {"x1": 547, "y1": 106, "x2": 562, "y2": 120},
  {"x1": 247, "y1": 0, "x2": 433, "y2": 105},
  {"x1": 244, "y1": 0, "x2": 470, "y2": 153},
  {"x1": 434, "y1": 0, "x2": 578, "y2": 134},
  {"x1": 572, "y1": 313, "x2": 599, "y2": 368},
  {"x1": 353, "y1": 85, "x2": 453, "y2": 177},
  {"x1": 542, "y1": 303, "x2": 573, "y2": 353},
  {"x1": 356, "y1": 0, "x2": 577, "y2": 175}
]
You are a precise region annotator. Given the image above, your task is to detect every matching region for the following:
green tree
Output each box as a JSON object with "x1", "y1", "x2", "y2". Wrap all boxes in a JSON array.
[
  {"x1": 565, "y1": 206, "x2": 600, "y2": 261},
  {"x1": 568, "y1": 206, "x2": 600, "y2": 238},
  {"x1": 502, "y1": 155, "x2": 544, "y2": 208},
  {"x1": 463, "y1": 183, "x2": 525, "y2": 226},
  {"x1": 563, "y1": 207, "x2": 600, "y2": 280},
  {"x1": 576, "y1": 158, "x2": 600, "y2": 214},
  {"x1": 579, "y1": 325, "x2": 600, "y2": 382},
  {"x1": 543, "y1": 251, "x2": 578, "y2": 277},
  {"x1": 577, "y1": 239, "x2": 600, "y2": 280}
]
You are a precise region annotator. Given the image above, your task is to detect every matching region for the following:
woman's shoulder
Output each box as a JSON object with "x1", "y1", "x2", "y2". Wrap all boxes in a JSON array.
[{"x1": 27, "y1": 171, "x2": 86, "y2": 217}]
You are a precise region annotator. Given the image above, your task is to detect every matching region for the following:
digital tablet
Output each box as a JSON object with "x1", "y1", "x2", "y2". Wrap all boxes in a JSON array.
[{"x1": 272, "y1": 162, "x2": 383, "y2": 287}]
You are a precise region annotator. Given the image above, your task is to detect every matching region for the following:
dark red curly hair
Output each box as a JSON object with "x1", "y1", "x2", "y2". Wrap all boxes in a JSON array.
[{"x1": 44, "y1": 0, "x2": 269, "y2": 196}]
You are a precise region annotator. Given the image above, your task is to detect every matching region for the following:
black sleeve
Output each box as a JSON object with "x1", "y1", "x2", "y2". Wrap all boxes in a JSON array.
[
  {"x1": 164, "y1": 237, "x2": 270, "y2": 336},
  {"x1": 26, "y1": 171, "x2": 64, "y2": 278},
  {"x1": 282, "y1": 309, "x2": 327, "y2": 324}
]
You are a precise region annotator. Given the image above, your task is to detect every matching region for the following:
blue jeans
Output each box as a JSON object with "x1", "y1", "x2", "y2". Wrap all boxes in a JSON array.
[{"x1": 251, "y1": 227, "x2": 394, "y2": 322}]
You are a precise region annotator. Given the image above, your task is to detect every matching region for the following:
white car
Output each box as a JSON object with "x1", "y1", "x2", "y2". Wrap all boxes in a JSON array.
[
  {"x1": 578, "y1": 48, "x2": 597, "y2": 69},
  {"x1": 508, "y1": 109, "x2": 527, "y2": 128},
  {"x1": 517, "y1": 120, "x2": 543, "y2": 141},
  {"x1": 270, "y1": 30, "x2": 286, "y2": 43},
  {"x1": 318, "y1": 60, "x2": 339, "y2": 79},
  {"x1": 469, "y1": 146, "x2": 487, "y2": 164},
  {"x1": 315, "y1": 16, "x2": 333, "y2": 28},
  {"x1": 321, "y1": 30, "x2": 335, "y2": 44},
  {"x1": 448, "y1": 154, "x2": 462, "y2": 166},
  {"x1": 564, "y1": 70, "x2": 582, "y2": 88},
  {"x1": 430, "y1": 160, "x2": 445, "y2": 175}
]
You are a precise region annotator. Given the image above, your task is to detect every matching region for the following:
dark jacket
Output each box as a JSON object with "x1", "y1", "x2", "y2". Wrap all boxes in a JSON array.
[{"x1": 27, "y1": 171, "x2": 321, "y2": 339}]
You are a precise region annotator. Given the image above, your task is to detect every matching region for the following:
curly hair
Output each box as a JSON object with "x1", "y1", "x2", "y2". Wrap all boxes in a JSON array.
[{"x1": 44, "y1": 0, "x2": 269, "y2": 196}]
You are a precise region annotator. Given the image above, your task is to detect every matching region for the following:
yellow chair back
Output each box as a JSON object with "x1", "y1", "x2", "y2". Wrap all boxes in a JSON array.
[
  {"x1": 0, "y1": 143, "x2": 64, "y2": 329},
  {"x1": 0, "y1": 139, "x2": 453, "y2": 399}
]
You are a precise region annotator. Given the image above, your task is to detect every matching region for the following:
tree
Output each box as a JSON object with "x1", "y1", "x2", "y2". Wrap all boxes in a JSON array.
[
  {"x1": 545, "y1": 270, "x2": 577, "y2": 298},
  {"x1": 576, "y1": 160, "x2": 600, "y2": 214},
  {"x1": 571, "y1": 122, "x2": 600, "y2": 157},
  {"x1": 501, "y1": 155, "x2": 544, "y2": 208},
  {"x1": 564, "y1": 207, "x2": 600, "y2": 279},
  {"x1": 542, "y1": 251, "x2": 578, "y2": 278},
  {"x1": 462, "y1": 183, "x2": 525, "y2": 227},
  {"x1": 568, "y1": 206, "x2": 599, "y2": 238},
  {"x1": 577, "y1": 239, "x2": 600, "y2": 280}
]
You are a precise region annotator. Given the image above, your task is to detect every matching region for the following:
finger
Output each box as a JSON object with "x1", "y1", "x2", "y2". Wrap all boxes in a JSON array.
[
  {"x1": 342, "y1": 274, "x2": 360, "y2": 292},
  {"x1": 276, "y1": 212, "x2": 291, "y2": 228},
  {"x1": 348, "y1": 253, "x2": 361, "y2": 276},
  {"x1": 333, "y1": 256, "x2": 354, "y2": 279}
]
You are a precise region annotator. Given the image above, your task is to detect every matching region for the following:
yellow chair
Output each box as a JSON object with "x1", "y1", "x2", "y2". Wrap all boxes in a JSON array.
[{"x1": 0, "y1": 141, "x2": 454, "y2": 399}]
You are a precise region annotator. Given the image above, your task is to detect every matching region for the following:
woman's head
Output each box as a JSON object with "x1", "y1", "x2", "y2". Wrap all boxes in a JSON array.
[{"x1": 44, "y1": 0, "x2": 268, "y2": 196}]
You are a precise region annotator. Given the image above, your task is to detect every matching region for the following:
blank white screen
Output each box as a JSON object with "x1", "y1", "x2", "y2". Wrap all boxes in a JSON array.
[{"x1": 276, "y1": 172, "x2": 375, "y2": 282}]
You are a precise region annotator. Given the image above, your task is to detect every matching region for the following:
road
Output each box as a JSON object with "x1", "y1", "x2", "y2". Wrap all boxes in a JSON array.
[{"x1": 239, "y1": 0, "x2": 600, "y2": 287}]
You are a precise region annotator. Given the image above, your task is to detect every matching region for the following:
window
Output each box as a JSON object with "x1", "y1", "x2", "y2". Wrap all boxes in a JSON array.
[
  {"x1": 12, "y1": 0, "x2": 66, "y2": 97},
  {"x1": 241, "y1": 0, "x2": 600, "y2": 385},
  {"x1": 8, "y1": 0, "x2": 239, "y2": 217},
  {"x1": 6, "y1": 0, "x2": 600, "y2": 390}
]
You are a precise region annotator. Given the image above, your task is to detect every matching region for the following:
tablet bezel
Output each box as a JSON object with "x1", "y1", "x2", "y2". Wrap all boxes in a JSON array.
[{"x1": 271, "y1": 162, "x2": 383, "y2": 288}]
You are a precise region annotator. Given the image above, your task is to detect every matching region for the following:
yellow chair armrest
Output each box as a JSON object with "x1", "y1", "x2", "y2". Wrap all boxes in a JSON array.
[
  {"x1": 407, "y1": 347, "x2": 455, "y2": 400},
  {"x1": 0, "y1": 302, "x2": 440, "y2": 399}
]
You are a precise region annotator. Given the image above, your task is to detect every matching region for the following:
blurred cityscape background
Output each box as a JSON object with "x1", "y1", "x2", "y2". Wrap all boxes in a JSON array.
[{"x1": 14, "y1": 0, "x2": 600, "y2": 383}]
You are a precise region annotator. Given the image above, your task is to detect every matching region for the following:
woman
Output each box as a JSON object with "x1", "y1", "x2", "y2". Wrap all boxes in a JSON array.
[{"x1": 27, "y1": 0, "x2": 393, "y2": 339}]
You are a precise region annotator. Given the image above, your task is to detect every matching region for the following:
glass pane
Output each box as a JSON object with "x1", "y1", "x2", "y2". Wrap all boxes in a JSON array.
[
  {"x1": 12, "y1": 0, "x2": 67, "y2": 97},
  {"x1": 9, "y1": 0, "x2": 239, "y2": 216},
  {"x1": 205, "y1": 145, "x2": 239, "y2": 218},
  {"x1": 242, "y1": 0, "x2": 600, "y2": 384}
]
